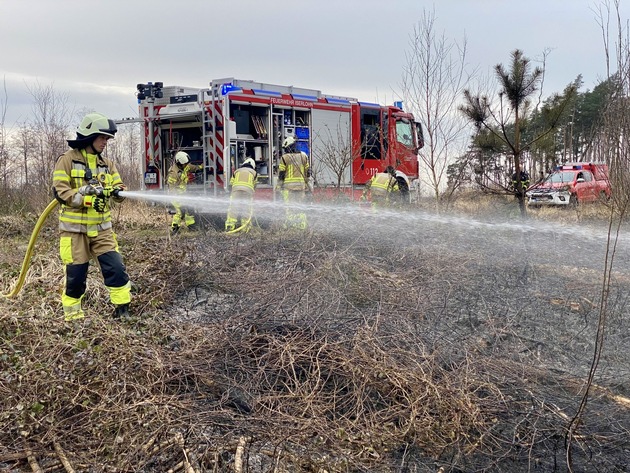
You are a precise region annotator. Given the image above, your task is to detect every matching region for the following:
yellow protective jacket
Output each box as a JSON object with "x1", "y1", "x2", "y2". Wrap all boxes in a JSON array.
[
  {"x1": 52, "y1": 149, "x2": 124, "y2": 236},
  {"x1": 278, "y1": 151, "x2": 309, "y2": 191},
  {"x1": 230, "y1": 166, "x2": 257, "y2": 195},
  {"x1": 167, "y1": 163, "x2": 202, "y2": 193},
  {"x1": 365, "y1": 172, "x2": 399, "y2": 197}
]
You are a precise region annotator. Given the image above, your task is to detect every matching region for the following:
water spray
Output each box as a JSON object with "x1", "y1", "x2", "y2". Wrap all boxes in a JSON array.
[{"x1": 4, "y1": 188, "x2": 630, "y2": 298}]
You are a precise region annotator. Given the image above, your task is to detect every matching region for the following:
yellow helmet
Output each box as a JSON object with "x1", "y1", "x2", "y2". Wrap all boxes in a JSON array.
[
  {"x1": 68, "y1": 112, "x2": 117, "y2": 149},
  {"x1": 77, "y1": 113, "x2": 117, "y2": 138},
  {"x1": 175, "y1": 151, "x2": 190, "y2": 165}
]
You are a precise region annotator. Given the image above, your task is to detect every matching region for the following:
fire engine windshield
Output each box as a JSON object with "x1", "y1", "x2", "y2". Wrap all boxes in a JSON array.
[
  {"x1": 547, "y1": 171, "x2": 577, "y2": 183},
  {"x1": 395, "y1": 119, "x2": 414, "y2": 148}
]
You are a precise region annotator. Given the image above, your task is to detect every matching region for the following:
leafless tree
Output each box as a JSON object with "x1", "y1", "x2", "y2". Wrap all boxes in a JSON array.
[
  {"x1": 0, "y1": 78, "x2": 9, "y2": 195},
  {"x1": 310, "y1": 120, "x2": 355, "y2": 197},
  {"x1": 401, "y1": 7, "x2": 474, "y2": 207},
  {"x1": 105, "y1": 122, "x2": 143, "y2": 189},
  {"x1": 25, "y1": 81, "x2": 74, "y2": 194},
  {"x1": 10, "y1": 123, "x2": 36, "y2": 188},
  {"x1": 593, "y1": 0, "x2": 630, "y2": 213},
  {"x1": 564, "y1": 3, "x2": 630, "y2": 471}
]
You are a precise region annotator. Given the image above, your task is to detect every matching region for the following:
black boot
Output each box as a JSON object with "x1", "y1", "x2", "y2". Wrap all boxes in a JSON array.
[
  {"x1": 113, "y1": 303, "x2": 131, "y2": 320},
  {"x1": 171, "y1": 225, "x2": 180, "y2": 235}
]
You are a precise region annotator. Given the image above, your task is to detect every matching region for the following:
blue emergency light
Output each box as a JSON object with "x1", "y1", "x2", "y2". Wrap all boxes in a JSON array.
[{"x1": 221, "y1": 83, "x2": 241, "y2": 95}]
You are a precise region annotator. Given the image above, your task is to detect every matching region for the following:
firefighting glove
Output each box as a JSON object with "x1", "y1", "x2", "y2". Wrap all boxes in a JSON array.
[
  {"x1": 101, "y1": 185, "x2": 125, "y2": 198},
  {"x1": 92, "y1": 195, "x2": 107, "y2": 213},
  {"x1": 101, "y1": 186, "x2": 115, "y2": 198},
  {"x1": 82, "y1": 194, "x2": 105, "y2": 211}
]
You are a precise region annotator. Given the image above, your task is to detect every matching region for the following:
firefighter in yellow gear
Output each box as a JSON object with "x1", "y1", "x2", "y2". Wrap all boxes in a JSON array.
[
  {"x1": 276, "y1": 136, "x2": 311, "y2": 229},
  {"x1": 225, "y1": 158, "x2": 258, "y2": 232},
  {"x1": 393, "y1": 170, "x2": 411, "y2": 206},
  {"x1": 166, "y1": 151, "x2": 204, "y2": 234},
  {"x1": 52, "y1": 112, "x2": 131, "y2": 321},
  {"x1": 511, "y1": 170, "x2": 530, "y2": 192},
  {"x1": 361, "y1": 166, "x2": 399, "y2": 209}
]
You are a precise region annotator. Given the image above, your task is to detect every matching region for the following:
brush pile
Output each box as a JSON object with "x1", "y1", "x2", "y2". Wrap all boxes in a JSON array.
[{"x1": 1, "y1": 203, "x2": 629, "y2": 472}]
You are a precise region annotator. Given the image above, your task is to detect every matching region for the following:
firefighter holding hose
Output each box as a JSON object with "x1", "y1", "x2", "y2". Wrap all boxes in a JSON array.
[
  {"x1": 52, "y1": 112, "x2": 130, "y2": 321},
  {"x1": 166, "y1": 151, "x2": 203, "y2": 235},
  {"x1": 225, "y1": 157, "x2": 258, "y2": 233}
]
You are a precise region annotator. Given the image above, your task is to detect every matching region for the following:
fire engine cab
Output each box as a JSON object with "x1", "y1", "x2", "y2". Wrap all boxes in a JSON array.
[{"x1": 135, "y1": 78, "x2": 424, "y2": 198}]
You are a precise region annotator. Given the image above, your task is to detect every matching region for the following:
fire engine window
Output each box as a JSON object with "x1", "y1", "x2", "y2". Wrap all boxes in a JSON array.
[
  {"x1": 360, "y1": 109, "x2": 382, "y2": 159},
  {"x1": 580, "y1": 171, "x2": 593, "y2": 181},
  {"x1": 396, "y1": 120, "x2": 414, "y2": 148},
  {"x1": 361, "y1": 125, "x2": 381, "y2": 159},
  {"x1": 168, "y1": 128, "x2": 202, "y2": 149},
  {"x1": 549, "y1": 171, "x2": 576, "y2": 183},
  {"x1": 382, "y1": 114, "x2": 389, "y2": 155}
]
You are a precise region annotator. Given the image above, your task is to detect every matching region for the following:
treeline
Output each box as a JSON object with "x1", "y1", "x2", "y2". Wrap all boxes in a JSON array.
[
  {"x1": 0, "y1": 83, "x2": 141, "y2": 212},
  {"x1": 403, "y1": 4, "x2": 630, "y2": 217},
  {"x1": 452, "y1": 74, "x2": 616, "y2": 191}
]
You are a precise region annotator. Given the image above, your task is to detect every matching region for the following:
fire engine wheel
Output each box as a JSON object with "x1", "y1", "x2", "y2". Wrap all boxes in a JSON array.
[{"x1": 569, "y1": 194, "x2": 578, "y2": 207}]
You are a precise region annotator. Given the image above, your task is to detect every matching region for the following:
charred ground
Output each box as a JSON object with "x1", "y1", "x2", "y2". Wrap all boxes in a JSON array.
[{"x1": 1, "y1": 199, "x2": 629, "y2": 472}]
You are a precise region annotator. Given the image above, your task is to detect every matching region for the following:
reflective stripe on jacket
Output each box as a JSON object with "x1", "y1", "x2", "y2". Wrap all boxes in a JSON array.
[
  {"x1": 279, "y1": 152, "x2": 309, "y2": 190},
  {"x1": 167, "y1": 163, "x2": 201, "y2": 193},
  {"x1": 368, "y1": 172, "x2": 398, "y2": 196},
  {"x1": 52, "y1": 149, "x2": 124, "y2": 235},
  {"x1": 230, "y1": 166, "x2": 257, "y2": 194}
]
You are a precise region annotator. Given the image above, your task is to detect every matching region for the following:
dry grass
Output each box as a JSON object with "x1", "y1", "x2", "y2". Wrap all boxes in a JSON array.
[
  {"x1": 1, "y1": 198, "x2": 629, "y2": 472},
  {"x1": 433, "y1": 190, "x2": 615, "y2": 225}
]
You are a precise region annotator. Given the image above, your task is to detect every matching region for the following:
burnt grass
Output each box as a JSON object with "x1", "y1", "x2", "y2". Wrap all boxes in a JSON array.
[{"x1": 1, "y1": 201, "x2": 630, "y2": 472}]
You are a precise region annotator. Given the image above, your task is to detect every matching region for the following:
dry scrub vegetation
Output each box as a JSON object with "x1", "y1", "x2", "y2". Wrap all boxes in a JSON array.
[{"x1": 1, "y1": 199, "x2": 629, "y2": 472}]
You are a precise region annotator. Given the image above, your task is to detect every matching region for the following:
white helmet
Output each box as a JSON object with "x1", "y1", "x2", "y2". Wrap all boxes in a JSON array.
[
  {"x1": 395, "y1": 170, "x2": 410, "y2": 186},
  {"x1": 282, "y1": 135, "x2": 296, "y2": 148},
  {"x1": 243, "y1": 158, "x2": 256, "y2": 168},
  {"x1": 175, "y1": 151, "x2": 190, "y2": 165}
]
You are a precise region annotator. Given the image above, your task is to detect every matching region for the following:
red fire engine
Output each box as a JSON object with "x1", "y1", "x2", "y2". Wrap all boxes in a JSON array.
[{"x1": 135, "y1": 78, "x2": 424, "y2": 198}]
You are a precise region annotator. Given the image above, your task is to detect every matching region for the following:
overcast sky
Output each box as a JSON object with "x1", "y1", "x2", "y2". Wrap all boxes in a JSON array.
[{"x1": 1, "y1": 0, "x2": 628, "y2": 129}]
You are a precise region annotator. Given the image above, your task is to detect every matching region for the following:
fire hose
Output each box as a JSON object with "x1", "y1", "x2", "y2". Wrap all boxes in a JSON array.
[
  {"x1": 2, "y1": 199, "x2": 59, "y2": 298},
  {"x1": 2, "y1": 182, "x2": 123, "y2": 299},
  {"x1": 225, "y1": 216, "x2": 253, "y2": 234}
]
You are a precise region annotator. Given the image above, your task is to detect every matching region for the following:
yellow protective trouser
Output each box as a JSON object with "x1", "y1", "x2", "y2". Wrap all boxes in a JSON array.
[
  {"x1": 283, "y1": 189, "x2": 307, "y2": 229},
  {"x1": 171, "y1": 202, "x2": 196, "y2": 229},
  {"x1": 59, "y1": 228, "x2": 131, "y2": 321},
  {"x1": 370, "y1": 192, "x2": 391, "y2": 210},
  {"x1": 225, "y1": 188, "x2": 254, "y2": 232}
]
